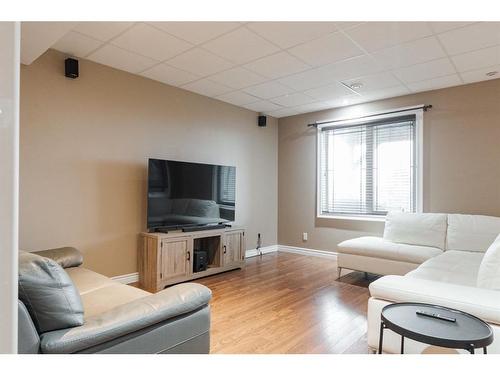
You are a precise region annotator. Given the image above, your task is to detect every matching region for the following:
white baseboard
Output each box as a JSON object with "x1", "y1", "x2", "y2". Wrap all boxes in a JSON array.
[
  {"x1": 245, "y1": 245, "x2": 279, "y2": 258},
  {"x1": 278, "y1": 245, "x2": 337, "y2": 259},
  {"x1": 111, "y1": 272, "x2": 139, "y2": 285}
]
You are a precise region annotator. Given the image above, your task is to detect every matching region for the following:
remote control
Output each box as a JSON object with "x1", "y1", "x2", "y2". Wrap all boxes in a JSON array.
[{"x1": 416, "y1": 310, "x2": 456, "y2": 323}]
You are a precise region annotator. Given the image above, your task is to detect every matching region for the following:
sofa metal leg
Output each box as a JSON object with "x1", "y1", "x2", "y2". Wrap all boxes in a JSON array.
[{"x1": 337, "y1": 267, "x2": 342, "y2": 279}]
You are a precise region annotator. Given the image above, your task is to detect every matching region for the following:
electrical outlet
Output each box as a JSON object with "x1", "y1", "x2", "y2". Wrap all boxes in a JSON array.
[{"x1": 302, "y1": 232, "x2": 308, "y2": 241}]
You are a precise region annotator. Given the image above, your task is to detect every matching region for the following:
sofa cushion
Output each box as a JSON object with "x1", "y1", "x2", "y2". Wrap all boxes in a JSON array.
[
  {"x1": 65, "y1": 267, "x2": 150, "y2": 318},
  {"x1": 383, "y1": 212, "x2": 447, "y2": 249},
  {"x1": 477, "y1": 234, "x2": 500, "y2": 290},
  {"x1": 65, "y1": 266, "x2": 116, "y2": 294},
  {"x1": 447, "y1": 214, "x2": 500, "y2": 252},
  {"x1": 18, "y1": 252, "x2": 84, "y2": 333},
  {"x1": 406, "y1": 250, "x2": 484, "y2": 287},
  {"x1": 369, "y1": 275, "x2": 500, "y2": 325},
  {"x1": 337, "y1": 236, "x2": 442, "y2": 264}
]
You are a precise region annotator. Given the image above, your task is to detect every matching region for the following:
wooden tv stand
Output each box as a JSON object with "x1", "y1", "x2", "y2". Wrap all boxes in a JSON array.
[{"x1": 138, "y1": 227, "x2": 245, "y2": 292}]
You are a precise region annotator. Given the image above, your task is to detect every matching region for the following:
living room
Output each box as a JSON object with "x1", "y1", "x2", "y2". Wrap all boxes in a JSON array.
[{"x1": 2, "y1": 0, "x2": 500, "y2": 372}]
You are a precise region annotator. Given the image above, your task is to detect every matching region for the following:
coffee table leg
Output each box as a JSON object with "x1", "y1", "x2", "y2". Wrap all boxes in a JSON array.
[
  {"x1": 378, "y1": 322, "x2": 385, "y2": 354},
  {"x1": 483, "y1": 347, "x2": 487, "y2": 354},
  {"x1": 400, "y1": 336, "x2": 404, "y2": 354}
]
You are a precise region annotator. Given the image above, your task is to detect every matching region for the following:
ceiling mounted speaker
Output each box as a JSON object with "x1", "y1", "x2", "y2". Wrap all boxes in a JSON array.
[
  {"x1": 65, "y1": 58, "x2": 79, "y2": 79},
  {"x1": 258, "y1": 115, "x2": 267, "y2": 127}
]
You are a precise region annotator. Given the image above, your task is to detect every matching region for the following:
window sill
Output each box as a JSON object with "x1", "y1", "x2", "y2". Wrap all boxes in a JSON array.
[{"x1": 317, "y1": 214, "x2": 386, "y2": 223}]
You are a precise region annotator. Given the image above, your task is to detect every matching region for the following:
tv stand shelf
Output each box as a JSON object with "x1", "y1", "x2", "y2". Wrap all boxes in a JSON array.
[{"x1": 138, "y1": 226, "x2": 245, "y2": 292}]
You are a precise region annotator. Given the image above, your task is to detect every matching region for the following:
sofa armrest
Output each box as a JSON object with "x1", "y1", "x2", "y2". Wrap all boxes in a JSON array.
[
  {"x1": 369, "y1": 275, "x2": 500, "y2": 325},
  {"x1": 32, "y1": 247, "x2": 83, "y2": 268},
  {"x1": 39, "y1": 283, "x2": 211, "y2": 354}
]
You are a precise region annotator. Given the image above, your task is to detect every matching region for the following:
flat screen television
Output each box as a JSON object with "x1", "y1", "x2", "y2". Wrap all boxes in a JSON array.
[{"x1": 147, "y1": 159, "x2": 236, "y2": 230}]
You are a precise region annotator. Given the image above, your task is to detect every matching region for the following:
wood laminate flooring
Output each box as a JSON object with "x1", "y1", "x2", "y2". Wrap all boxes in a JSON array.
[{"x1": 192, "y1": 252, "x2": 378, "y2": 354}]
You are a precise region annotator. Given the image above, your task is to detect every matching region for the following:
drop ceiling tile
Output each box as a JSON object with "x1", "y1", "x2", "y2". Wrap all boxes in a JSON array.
[
  {"x1": 140, "y1": 63, "x2": 199, "y2": 86},
  {"x1": 272, "y1": 102, "x2": 334, "y2": 117},
  {"x1": 52, "y1": 31, "x2": 103, "y2": 57},
  {"x1": 460, "y1": 65, "x2": 500, "y2": 84},
  {"x1": 243, "y1": 51, "x2": 310, "y2": 79},
  {"x1": 438, "y1": 22, "x2": 500, "y2": 56},
  {"x1": 208, "y1": 67, "x2": 266, "y2": 89},
  {"x1": 111, "y1": 23, "x2": 192, "y2": 62},
  {"x1": 452, "y1": 45, "x2": 500, "y2": 72},
  {"x1": 342, "y1": 72, "x2": 401, "y2": 93},
  {"x1": 429, "y1": 22, "x2": 475, "y2": 34},
  {"x1": 321, "y1": 55, "x2": 385, "y2": 81},
  {"x1": 407, "y1": 74, "x2": 462, "y2": 92},
  {"x1": 277, "y1": 66, "x2": 338, "y2": 91},
  {"x1": 267, "y1": 107, "x2": 303, "y2": 118},
  {"x1": 345, "y1": 22, "x2": 433, "y2": 52},
  {"x1": 334, "y1": 22, "x2": 364, "y2": 30},
  {"x1": 359, "y1": 85, "x2": 411, "y2": 101},
  {"x1": 323, "y1": 95, "x2": 365, "y2": 108},
  {"x1": 148, "y1": 22, "x2": 241, "y2": 45},
  {"x1": 202, "y1": 27, "x2": 280, "y2": 64},
  {"x1": 181, "y1": 78, "x2": 232, "y2": 97},
  {"x1": 291, "y1": 101, "x2": 333, "y2": 113},
  {"x1": 303, "y1": 82, "x2": 355, "y2": 101},
  {"x1": 243, "y1": 81, "x2": 295, "y2": 99},
  {"x1": 268, "y1": 100, "x2": 353, "y2": 118},
  {"x1": 288, "y1": 32, "x2": 363, "y2": 67},
  {"x1": 246, "y1": 22, "x2": 337, "y2": 49},
  {"x1": 87, "y1": 44, "x2": 157, "y2": 74},
  {"x1": 372, "y1": 36, "x2": 446, "y2": 70},
  {"x1": 166, "y1": 48, "x2": 234, "y2": 76},
  {"x1": 393, "y1": 58, "x2": 456, "y2": 84},
  {"x1": 215, "y1": 91, "x2": 260, "y2": 106},
  {"x1": 241, "y1": 100, "x2": 282, "y2": 113},
  {"x1": 73, "y1": 22, "x2": 135, "y2": 42},
  {"x1": 270, "y1": 92, "x2": 316, "y2": 107}
]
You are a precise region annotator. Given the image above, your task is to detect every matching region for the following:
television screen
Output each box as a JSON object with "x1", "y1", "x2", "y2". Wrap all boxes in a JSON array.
[{"x1": 147, "y1": 159, "x2": 236, "y2": 230}]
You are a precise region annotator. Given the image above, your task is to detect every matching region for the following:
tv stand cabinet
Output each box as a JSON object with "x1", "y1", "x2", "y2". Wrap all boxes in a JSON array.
[{"x1": 138, "y1": 227, "x2": 245, "y2": 292}]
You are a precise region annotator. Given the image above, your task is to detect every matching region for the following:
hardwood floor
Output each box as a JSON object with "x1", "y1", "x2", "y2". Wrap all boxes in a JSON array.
[{"x1": 192, "y1": 252, "x2": 378, "y2": 354}]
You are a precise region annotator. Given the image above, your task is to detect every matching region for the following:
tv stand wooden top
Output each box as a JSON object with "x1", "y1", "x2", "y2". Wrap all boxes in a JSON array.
[{"x1": 141, "y1": 225, "x2": 245, "y2": 239}]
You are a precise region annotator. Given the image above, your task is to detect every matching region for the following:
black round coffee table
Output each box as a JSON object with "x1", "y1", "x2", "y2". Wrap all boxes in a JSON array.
[{"x1": 379, "y1": 302, "x2": 493, "y2": 354}]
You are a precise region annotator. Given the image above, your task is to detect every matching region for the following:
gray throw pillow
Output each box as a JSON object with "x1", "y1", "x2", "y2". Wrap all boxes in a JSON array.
[{"x1": 18, "y1": 252, "x2": 84, "y2": 333}]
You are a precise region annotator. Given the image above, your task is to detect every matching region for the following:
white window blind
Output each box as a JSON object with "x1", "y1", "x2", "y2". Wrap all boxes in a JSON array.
[{"x1": 319, "y1": 114, "x2": 417, "y2": 216}]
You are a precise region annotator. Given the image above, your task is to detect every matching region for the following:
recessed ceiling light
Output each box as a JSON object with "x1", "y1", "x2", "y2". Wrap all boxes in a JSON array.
[
  {"x1": 349, "y1": 82, "x2": 363, "y2": 90},
  {"x1": 486, "y1": 71, "x2": 498, "y2": 77}
]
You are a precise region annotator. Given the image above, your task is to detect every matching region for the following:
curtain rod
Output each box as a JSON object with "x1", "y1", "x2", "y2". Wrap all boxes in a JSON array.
[{"x1": 307, "y1": 104, "x2": 432, "y2": 128}]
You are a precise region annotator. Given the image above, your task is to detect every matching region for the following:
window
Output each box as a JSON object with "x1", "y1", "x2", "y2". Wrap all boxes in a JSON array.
[{"x1": 317, "y1": 109, "x2": 422, "y2": 218}]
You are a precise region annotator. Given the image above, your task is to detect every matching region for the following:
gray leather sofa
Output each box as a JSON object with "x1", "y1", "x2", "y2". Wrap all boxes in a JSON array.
[{"x1": 18, "y1": 247, "x2": 212, "y2": 354}]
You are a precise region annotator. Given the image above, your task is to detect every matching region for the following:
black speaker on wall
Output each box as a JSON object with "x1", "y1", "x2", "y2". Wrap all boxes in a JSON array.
[
  {"x1": 65, "y1": 58, "x2": 79, "y2": 79},
  {"x1": 258, "y1": 115, "x2": 267, "y2": 127}
]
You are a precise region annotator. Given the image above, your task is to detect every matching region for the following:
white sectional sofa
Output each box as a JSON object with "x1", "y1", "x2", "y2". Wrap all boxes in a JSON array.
[{"x1": 338, "y1": 212, "x2": 500, "y2": 354}]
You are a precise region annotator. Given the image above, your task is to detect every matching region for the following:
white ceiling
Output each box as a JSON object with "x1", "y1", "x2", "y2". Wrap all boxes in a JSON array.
[{"x1": 24, "y1": 21, "x2": 500, "y2": 118}]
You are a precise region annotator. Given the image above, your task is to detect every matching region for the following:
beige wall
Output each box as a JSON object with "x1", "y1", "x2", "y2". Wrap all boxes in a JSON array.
[
  {"x1": 278, "y1": 79, "x2": 500, "y2": 251},
  {"x1": 20, "y1": 49, "x2": 278, "y2": 277}
]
